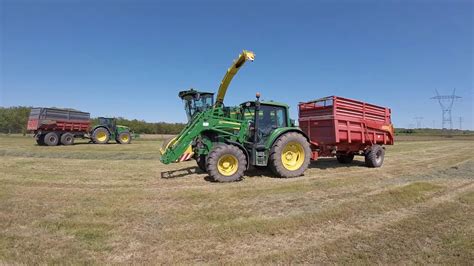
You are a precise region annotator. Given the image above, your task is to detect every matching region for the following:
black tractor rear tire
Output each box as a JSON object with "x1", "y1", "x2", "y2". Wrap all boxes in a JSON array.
[
  {"x1": 207, "y1": 144, "x2": 246, "y2": 182},
  {"x1": 92, "y1": 127, "x2": 110, "y2": 144},
  {"x1": 44, "y1": 132, "x2": 59, "y2": 146},
  {"x1": 196, "y1": 154, "x2": 207, "y2": 172},
  {"x1": 336, "y1": 154, "x2": 354, "y2": 164},
  {"x1": 35, "y1": 134, "x2": 45, "y2": 146},
  {"x1": 117, "y1": 132, "x2": 132, "y2": 144},
  {"x1": 60, "y1": 133, "x2": 74, "y2": 145},
  {"x1": 269, "y1": 132, "x2": 311, "y2": 178},
  {"x1": 365, "y1": 145, "x2": 385, "y2": 168}
]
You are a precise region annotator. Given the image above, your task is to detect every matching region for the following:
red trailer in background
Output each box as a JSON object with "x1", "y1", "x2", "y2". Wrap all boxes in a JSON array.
[
  {"x1": 298, "y1": 96, "x2": 394, "y2": 167},
  {"x1": 27, "y1": 108, "x2": 91, "y2": 146}
]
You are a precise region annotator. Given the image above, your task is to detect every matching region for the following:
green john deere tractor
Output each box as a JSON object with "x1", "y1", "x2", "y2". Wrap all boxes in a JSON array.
[
  {"x1": 91, "y1": 117, "x2": 132, "y2": 144},
  {"x1": 160, "y1": 50, "x2": 311, "y2": 182}
]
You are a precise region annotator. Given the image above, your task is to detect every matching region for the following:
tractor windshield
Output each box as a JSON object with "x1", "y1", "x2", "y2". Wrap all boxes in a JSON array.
[
  {"x1": 98, "y1": 117, "x2": 115, "y2": 130},
  {"x1": 241, "y1": 103, "x2": 288, "y2": 144},
  {"x1": 182, "y1": 93, "x2": 214, "y2": 121}
]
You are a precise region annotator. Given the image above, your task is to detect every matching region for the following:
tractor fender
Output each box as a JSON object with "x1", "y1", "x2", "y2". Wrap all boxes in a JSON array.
[
  {"x1": 264, "y1": 127, "x2": 310, "y2": 151},
  {"x1": 90, "y1": 125, "x2": 110, "y2": 135},
  {"x1": 116, "y1": 125, "x2": 130, "y2": 133},
  {"x1": 225, "y1": 140, "x2": 251, "y2": 170}
]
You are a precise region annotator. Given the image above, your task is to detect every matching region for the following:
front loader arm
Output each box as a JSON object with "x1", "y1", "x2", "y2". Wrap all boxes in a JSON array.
[
  {"x1": 214, "y1": 50, "x2": 255, "y2": 108},
  {"x1": 159, "y1": 111, "x2": 207, "y2": 164}
]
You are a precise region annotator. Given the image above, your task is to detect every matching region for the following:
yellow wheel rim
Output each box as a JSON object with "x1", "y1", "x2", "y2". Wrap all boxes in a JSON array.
[
  {"x1": 217, "y1": 154, "x2": 238, "y2": 176},
  {"x1": 96, "y1": 131, "x2": 107, "y2": 142},
  {"x1": 120, "y1": 134, "x2": 129, "y2": 143},
  {"x1": 281, "y1": 141, "x2": 305, "y2": 171}
]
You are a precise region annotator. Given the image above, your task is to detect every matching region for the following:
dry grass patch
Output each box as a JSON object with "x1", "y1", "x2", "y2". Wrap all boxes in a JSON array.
[{"x1": 0, "y1": 136, "x2": 473, "y2": 264}]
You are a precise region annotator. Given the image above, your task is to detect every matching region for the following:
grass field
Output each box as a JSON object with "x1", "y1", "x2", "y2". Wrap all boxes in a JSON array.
[{"x1": 0, "y1": 135, "x2": 473, "y2": 264}]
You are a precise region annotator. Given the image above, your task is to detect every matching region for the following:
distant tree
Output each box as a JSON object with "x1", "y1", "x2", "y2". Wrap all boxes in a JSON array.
[{"x1": 0, "y1": 106, "x2": 32, "y2": 134}]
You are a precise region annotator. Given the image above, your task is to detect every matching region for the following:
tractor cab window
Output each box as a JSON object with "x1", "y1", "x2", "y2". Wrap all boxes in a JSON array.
[
  {"x1": 182, "y1": 93, "x2": 214, "y2": 121},
  {"x1": 257, "y1": 105, "x2": 287, "y2": 132},
  {"x1": 242, "y1": 103, "x2": 288, "y2": 144},
  {"x1": 98, "y1": 117, "x2": 115, "y2": 129}
]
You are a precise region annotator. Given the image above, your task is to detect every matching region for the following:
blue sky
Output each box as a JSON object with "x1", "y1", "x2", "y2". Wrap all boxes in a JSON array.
[{"x1": 1, "y1": 0, "x2": 472, "y2": 129}]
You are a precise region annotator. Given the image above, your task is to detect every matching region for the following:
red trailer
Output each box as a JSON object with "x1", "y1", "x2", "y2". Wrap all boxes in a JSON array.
[
  {"x1": 27, "y1": 108, "x2": 91, "y2": 146},
  {"x1": 298, "y1": 96, "x2": 394, "y2": 167}
]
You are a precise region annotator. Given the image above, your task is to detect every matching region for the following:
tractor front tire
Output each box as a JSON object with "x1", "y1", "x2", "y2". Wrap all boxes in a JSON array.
[
  {"x1": 44, "y1": 132, "x2": 59, "y2": 146},
  {"x1": 269, "y1": 132, "x2": 311, "y2": 178},
  {"x1": 92, "y1": 127, "x2": 110, "y2": 144},
  {"x1": 196, "y1": 154, "x2": 207, "y2": 172},
  {"x1": 61, "y1": 133, "x2": 74, "y2": 145},
  {"x1": 365, "y1": 145, "x2": 385, "y2": 168},
  {"x1": 336, "y1": 154, "x2": 354, "y2": 164},
  {"x1": 207, "y1": 144, "x2": 246, "y2": 182},
  {"x1": 117, "y1": 132, "x2": 132, "y2": 144}
]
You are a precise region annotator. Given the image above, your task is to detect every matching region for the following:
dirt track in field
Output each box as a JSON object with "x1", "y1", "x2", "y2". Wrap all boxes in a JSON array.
[{"x1": 0, "y1": 136, "x2": 473, "y2": 264}]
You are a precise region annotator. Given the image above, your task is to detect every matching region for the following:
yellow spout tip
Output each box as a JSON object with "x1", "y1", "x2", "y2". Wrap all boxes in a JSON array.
[{"x1": 243, "y1": 50, "x2": 255, "y2": 61}]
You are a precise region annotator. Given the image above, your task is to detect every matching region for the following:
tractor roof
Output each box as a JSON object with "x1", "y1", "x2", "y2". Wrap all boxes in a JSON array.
[
  {"x1": 178, "y1": 89, "x2": 214, "y2": 99},
  {"x1": 240, "y1": 100, "x2": 289, "y2": 108}
]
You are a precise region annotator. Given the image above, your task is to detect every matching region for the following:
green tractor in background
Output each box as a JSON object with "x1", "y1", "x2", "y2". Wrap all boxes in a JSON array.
[
  {"x1": 160, "y1": 50, "x2": 312, "y2": 182},
  {"x1": 91, "y1": 117, "x2": 132, "y2": 144}
]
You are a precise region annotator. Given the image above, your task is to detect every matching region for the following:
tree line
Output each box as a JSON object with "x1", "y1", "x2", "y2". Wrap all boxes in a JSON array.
[{"x1": 0, "y1": 106, "x2": 186, "y2": 134}]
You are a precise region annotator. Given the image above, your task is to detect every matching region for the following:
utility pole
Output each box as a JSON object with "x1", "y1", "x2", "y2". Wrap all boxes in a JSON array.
[
  {"x1": 458, "y1": 117, "x2": 463, "y2": 130},
  {"x1": 431, "y1": 89, "x2": 461, "y2": 130}
]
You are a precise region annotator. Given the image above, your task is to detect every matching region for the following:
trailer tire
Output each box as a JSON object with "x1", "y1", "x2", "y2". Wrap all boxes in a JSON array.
[
  {"x1": 60, "y1": 133, "x2": 74, "y2": 145},
  {"x1": 365, "y1": 145, "x2": 385, "y2": 168},
  {"x1": 43, "y1": 132, "x2": 59, "y2": 146},
  {"x1": 35, "y1": 134, "x2": 45, "y2": 146},
  {"x1": 207, "y1": 144, "x2": 246, "y2": 182},
  {"x1": 196, "y1": 154, "x2": 207, "y2": 172},
  {"x1": 117, "y1": 132, "x2": 132, "y2": 144},
  {"x1": 92, "y1": 127, "x2": 110, "y2": 144},
  {"x1": 336, "y1": 154, "x2": 354, "y2": 164},
  {"x1": 269, "y1": 132, "x2": 311, "y2": 178}
]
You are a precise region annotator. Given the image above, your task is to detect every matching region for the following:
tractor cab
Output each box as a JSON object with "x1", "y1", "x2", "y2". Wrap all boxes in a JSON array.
[
  {"x1": 98, "y1": 117, "x2": 117, "y2": 131},
  {"x1": 240, "y1": 99, "x2": 291, "y2": 145},
  {"x1": 179, "y1": 89, "x2": 214, "y2": 121}
]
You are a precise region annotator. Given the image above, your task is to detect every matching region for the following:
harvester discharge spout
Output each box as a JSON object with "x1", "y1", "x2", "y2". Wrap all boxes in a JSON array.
[{"x1": 214, "y1": 50, "x2": 255, "y2": 108}]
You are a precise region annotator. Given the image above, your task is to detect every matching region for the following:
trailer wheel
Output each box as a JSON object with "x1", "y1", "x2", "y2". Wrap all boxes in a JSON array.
[
  {"x1": 92, "y1": 127, "x2": 110, "y2": 144},
  {"x1": 43, "y1": 132, "x2": 59, "y2": 146},
  {"x1": 196, "y1": 154, "x2": 207, "y2": 172},
  {"x1": 207, "y1": 144, "x2": 246, "y2": 182},
  {"x1": 269, "y1": 132, "x2": 311, "y2": 178},
  {"x1": 117, "y1": 132, "x2": 132, "y2": 144},
  {"x1": 35, "y1": 134, "x2": 45, "y2": 146},
  {"x1": 60, "y1": 133, "x2": 74, "y2": 145},
  {"x1": 365, "y1": 145, "x2": 385, "y2": 168},
  {"x1": 336, "y1": 154, "x2": 354, "y2": 164}
]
